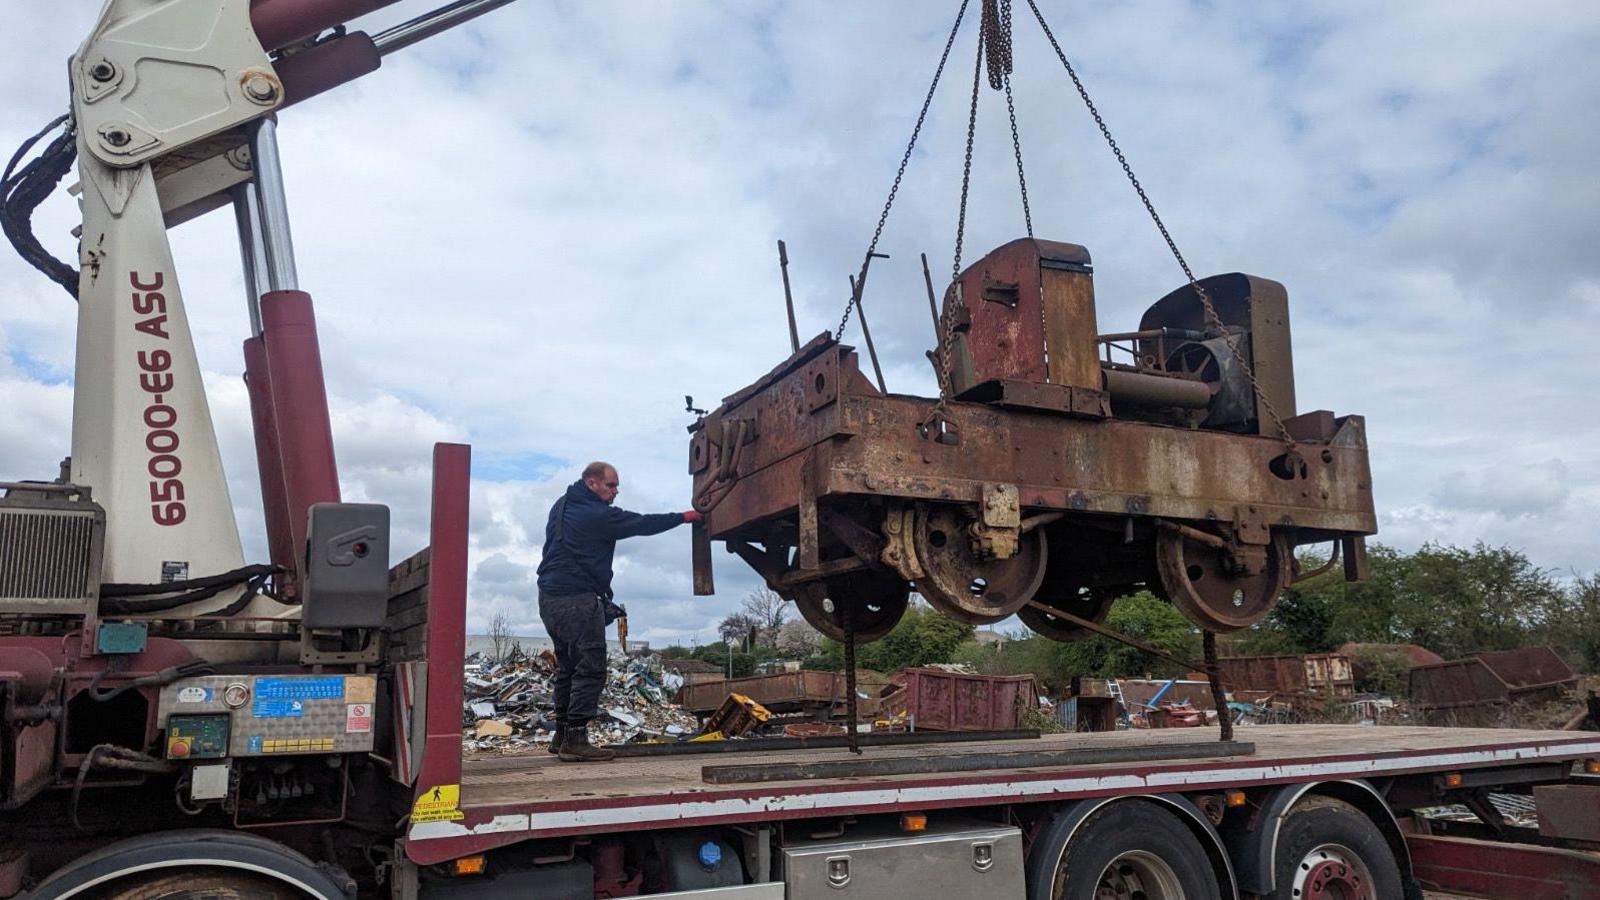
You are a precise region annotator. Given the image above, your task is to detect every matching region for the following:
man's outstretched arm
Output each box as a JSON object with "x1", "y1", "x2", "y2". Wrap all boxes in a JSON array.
[{"x1": 604, "y1": 507, "x2": 698, "y2": 539}]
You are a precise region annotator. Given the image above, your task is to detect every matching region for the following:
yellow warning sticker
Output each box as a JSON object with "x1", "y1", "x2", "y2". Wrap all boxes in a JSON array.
[{"x1": 412, "y1": 784, "x2": 464, "y2": 823}]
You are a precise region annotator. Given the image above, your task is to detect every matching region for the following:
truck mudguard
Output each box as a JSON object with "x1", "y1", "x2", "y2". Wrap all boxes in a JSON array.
[
  {"x1": 25, "y1": 829, "x2": 353, "y2": 900},
  {"x1": 1222, "y1": 779, "x2": 1412, "y2": 896}
]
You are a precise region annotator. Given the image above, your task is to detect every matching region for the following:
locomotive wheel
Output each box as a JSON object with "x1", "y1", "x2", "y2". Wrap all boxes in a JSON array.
[
  {"x1": 792, "y1": 570, "x2": 910, "y2": 642},
  {"x1": 1156, "y1": 528, "x2": 1291, "y2": 632},
  {"x1": 1019, "y1": 586, "x2": 1119, "y2": 642},
  {"x1": 913, "y1": 505, "x2": 1048, "y2": 625}
]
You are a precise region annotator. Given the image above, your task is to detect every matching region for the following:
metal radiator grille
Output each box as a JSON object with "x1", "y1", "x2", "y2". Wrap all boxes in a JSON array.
[{"x1": 0, "y1": 506, "x2": 99, "y2": 612}]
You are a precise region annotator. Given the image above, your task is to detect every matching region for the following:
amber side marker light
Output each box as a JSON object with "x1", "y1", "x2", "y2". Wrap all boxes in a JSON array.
[
  {"x1": 450, "y1": 855, "x2": 487, "y2": 876},
  {"x1": 1442, "y1": 772, "x2": 1464, "y2": 788},
  {"x1": 901, "y1": 813, "x2": 928, "y2": 832},
  {"x1": 1584, "y1": 759, "x2": 1600, "y2": 775},
  {"x1": 1224, "y1": 790, "x2": 1248, "y2": 808}
]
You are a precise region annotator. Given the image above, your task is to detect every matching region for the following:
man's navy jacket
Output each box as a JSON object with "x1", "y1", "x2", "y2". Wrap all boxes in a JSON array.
[{"x1": 535, "y1": 480, "x2": 683, "y2": 597}]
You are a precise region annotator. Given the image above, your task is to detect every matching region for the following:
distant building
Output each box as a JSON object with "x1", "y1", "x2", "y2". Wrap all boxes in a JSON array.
[{"x1": 974, "y1": 629, "x2": 1009, "y2": 646}]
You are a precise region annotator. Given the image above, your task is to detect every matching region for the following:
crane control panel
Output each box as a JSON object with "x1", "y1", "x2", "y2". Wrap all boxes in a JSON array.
[{"x1": 156, "y1": 673, "x2": 377, "y2": 759}]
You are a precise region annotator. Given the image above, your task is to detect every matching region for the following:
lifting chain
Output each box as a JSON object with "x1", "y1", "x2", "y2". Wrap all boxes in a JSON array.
[
  {"x1": 1022, "y1": 0, "x2": 1294, "y2": 448},
  {"x1": 985, "y1": 0, "x2": 1033, "y2": 238},
  {"x1": 936, "y1": 0, "x2": 1032, "y2": 405},
  {"x1": 835, "y1": 0, "x2": 973, "y2": 341},
  {"x1": 951, "y1": 21, "x2": 985, "y2": 285}
]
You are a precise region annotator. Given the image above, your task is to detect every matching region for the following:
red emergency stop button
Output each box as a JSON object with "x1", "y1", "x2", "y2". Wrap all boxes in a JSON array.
[{"x1": 169, "y1": 739, "x2": 191, "y2": 758}]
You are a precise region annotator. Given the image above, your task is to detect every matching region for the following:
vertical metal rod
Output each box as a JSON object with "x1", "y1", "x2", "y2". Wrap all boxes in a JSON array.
[
  {"x1": 920, "y1": 252, "x2": 940, "y2": 333},
  {"x1": 249, "y1": 118, "x2": 300, "y2": 293},
  {"x1": 230, "y1": 185, "x2": 269, "y2": 336},
  {"x1": 777, "y1": 240, "x2": 800, "y2": 353},
  {"x1": 1204, "y1": 631, "x2": 1233, "y2": 743},
  {"x1": 842, "y1": 607, "x2": 861, "y2": 755},
  {"x1": 848, "y1": 274, "x2": 888, "y2": 394}
]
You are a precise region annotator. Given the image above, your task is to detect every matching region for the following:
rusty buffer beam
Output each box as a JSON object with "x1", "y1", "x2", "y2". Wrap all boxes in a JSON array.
[{"x1": 689, "y1": 237, "x2": 1376, "y2": 643}]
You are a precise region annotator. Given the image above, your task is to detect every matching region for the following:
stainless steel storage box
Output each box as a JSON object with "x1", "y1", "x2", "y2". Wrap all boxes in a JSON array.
[{"x1": 782, "y1": 820, "x2": 1024, "y2": 899}]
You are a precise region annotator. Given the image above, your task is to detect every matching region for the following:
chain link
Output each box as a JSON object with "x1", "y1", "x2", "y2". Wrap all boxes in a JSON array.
[
  {"x1": 996, "y1": 0, "x2": 1033, "y2": 236},
  {"x1": 952, "y1": 26, "x2": 985, "y2": 284},
  {"x1": 1022, "y1": 0, "x2": 1294, "y2": 447},
  {"x1": 1004, "y1": 79, "x2": 1033, "y2": 237},
  {"x1": 835, "y1": 0, "x2": 973, "y2": 340},
  {"x1": 980, "y1": 0, "x2": 1011, "y2": 89}
]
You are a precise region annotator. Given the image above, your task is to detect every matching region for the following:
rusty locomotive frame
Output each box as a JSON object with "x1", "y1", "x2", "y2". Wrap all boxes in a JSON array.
[{"x1": 689, "y1": 237, "x2": 1376, "y2": 643}]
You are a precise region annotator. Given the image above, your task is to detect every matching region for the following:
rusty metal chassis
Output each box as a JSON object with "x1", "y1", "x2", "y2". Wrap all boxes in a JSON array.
[{"x1": 693, "y1": 342, "x2": 1374, "y2": 592}]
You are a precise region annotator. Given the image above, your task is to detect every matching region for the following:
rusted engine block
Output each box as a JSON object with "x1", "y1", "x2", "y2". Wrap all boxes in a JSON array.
[{"x1": 689, "y1": 238, "x2": 1375, "y2": 642}]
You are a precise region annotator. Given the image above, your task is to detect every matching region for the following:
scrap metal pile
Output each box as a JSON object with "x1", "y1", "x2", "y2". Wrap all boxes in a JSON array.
[
  {"x1": 462, "y1": 650, "x2": 698, "y2": 752},
  {"x1": 685, "y1": 1, "x2": 1376, "y2": 648}
]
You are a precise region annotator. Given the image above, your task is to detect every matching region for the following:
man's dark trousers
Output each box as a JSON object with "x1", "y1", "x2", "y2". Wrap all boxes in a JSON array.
[{"x1": 538, "y1": 590, "x2": 607, "y2": 728}]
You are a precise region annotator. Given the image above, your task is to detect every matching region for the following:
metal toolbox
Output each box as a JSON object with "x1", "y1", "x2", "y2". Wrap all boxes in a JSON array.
[{"x1": 782, "y1": 819, "x2": 1023, "y2": 898}]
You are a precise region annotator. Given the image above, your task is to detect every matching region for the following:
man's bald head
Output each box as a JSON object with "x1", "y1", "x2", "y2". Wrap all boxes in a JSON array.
[{"x1": 582, "y1": 461, "x2": 620, "y2": 504}]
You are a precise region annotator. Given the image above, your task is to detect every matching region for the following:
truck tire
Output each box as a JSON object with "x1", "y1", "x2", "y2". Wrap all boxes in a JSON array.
[
  {"x1": 1026, "y1": 799, "x2": 1223, "y2": 900},
  {"x1": 78, "y1": 870, "x2": 299, "y2": 900},
  {"x1": 1269, "y1": 795, "x2": 1402, "y2": 900},
  {"x1": 25, "y1": 830, "x2": 349, "y2": 900}
]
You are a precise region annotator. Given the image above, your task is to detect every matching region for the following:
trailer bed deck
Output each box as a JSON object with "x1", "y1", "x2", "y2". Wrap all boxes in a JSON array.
[{"x1": 404, "y1": 725, "x2": 1600, "y2": 863}]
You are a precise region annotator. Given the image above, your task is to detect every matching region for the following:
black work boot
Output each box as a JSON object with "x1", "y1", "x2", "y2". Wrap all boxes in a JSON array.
[
  {"x1": 547, "y1": 721, "x2": 565, "y2": 754},
  {"x1": 557, "y1": 722, "x2": 615, "y2": 762}
]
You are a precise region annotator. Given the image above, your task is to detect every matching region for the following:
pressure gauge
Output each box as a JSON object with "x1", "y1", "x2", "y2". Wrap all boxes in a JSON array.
[{"x1": 223, "y1": 682, "x2": 250, "y2": 709}]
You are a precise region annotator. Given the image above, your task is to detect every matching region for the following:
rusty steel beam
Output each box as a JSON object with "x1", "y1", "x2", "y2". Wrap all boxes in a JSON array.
[
  {"x1": 1407, "y1": 833, "x2": 1600, "y2": 899},
  {"x1": 698, "y1": 371, "x2": 1375, "y2": 540}
]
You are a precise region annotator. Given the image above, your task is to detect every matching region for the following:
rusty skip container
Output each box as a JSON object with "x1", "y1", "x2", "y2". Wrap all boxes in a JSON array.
[
  {"x1": 892, "y1": 669, "x2": 1039, "y2": 732},
  {"x1": 679, "y1": 670, "x2": 850, "y2": 714},
  {"x1": 1217, "y1": 653, "x2": 1354, "y2": 699},
  {"x1": 1409, "y1": 646, "x2": 1578, "y2": 716}
]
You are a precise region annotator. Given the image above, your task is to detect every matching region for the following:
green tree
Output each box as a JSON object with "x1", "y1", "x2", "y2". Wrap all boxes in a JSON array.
[
  {"x1": 954, "y1": 633, "x2": 1071, "y2": 693},
  {"x1": 1546, "y1": 574, "x2": 1600, "y2": 674},
  {"x1": 688, "y1": 642, "x2": 756, "y2": 678},
  {"x1": 1347, "y1": 646, "x2": 1411, "y2": 695},
  {"x1": 1391, "y1": 543, "x2": 1564, "y2": 659},
  {"x1": 813, "y1": 601, "x2": 975, "y2": 672},
  {"x1": 1247, "y1": 544, "x2": 1411, "y2": 653},
  {"x1": 1233, "y1": 542, "x2": 1568, "y2": 662},
  {"x1": 1047, "y1": 591, "x2": 1200, "y2": 680}
]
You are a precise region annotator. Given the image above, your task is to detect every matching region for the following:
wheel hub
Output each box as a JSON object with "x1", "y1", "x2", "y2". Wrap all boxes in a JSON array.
[
  {"x1": 1019, "y1": 585, "x2": 1117, "y2": 642},
  {"x1": 1155, "y1": 528, "x2": 1290, "y2": 632},
  {"x1": 791, "y1": 570, "x2": 909, "y2": 642},
  {"x1": 1092, "y1": 849, "x2": 1185, "y2": 900},
  {"x1": 913, "y1": 504, "x2": 1047, "y2": 624},
  {"x1": 1292, "y1": 844, "x2": 1373, "y2": 900}
]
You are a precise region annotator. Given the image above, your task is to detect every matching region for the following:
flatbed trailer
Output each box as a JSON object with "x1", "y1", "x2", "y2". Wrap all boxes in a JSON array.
[
  {"x1": 390, "y1": 725, "x2": 1600, "y2": 899},
  {"x1": 429, "y1": 726, "x2": 1600, "y2": 848},
  {"x1": 12, "y1": 447, "x2": 1600, "y2": 899}
]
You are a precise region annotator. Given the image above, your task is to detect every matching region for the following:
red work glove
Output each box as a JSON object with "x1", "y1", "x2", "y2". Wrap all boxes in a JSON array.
[{"x1": 682, "y1": 510, "x2": 703, "y2": 523}]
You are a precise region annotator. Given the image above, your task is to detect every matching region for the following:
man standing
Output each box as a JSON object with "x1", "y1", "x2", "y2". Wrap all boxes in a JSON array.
[{"x1": 536, "y1": 461, "x2": 700, "y2": 761}]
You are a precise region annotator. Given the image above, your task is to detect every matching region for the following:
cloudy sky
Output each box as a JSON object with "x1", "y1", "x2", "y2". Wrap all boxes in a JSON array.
[{"x1": 3, "y1": 1, "x2": 1596, "y2": 646}]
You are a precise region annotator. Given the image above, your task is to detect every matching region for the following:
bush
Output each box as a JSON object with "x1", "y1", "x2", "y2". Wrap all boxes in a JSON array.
[
  {"x1": 1349, "y1": 646, "x2": 1410, "y2": 696},
  {"x1": 1048, "y1": 591, "x2": 1201, "y2": 681},
  {"x1": 685, "y1": 642, "x2": 756, "y2": 678}
]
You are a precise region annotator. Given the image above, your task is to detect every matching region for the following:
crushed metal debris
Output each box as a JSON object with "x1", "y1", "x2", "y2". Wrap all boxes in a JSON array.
[{"x1": 462, "y1": 649, "x2": 697, "y2": 752}]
